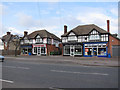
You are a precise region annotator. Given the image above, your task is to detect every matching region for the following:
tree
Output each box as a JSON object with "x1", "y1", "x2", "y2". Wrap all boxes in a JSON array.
[{"x1": 11, "y1": 35, "x2": 20, "y2": 56}]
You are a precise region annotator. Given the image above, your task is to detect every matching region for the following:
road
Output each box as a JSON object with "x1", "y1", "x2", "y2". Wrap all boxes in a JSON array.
[{"x1": 1, "y1": 57, "x2": 118, "y2": 88}]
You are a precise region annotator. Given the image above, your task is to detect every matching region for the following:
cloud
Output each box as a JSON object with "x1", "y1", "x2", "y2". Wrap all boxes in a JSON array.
[
  {"x1": 40, "y1": 10, "x2": 50, "y2": 15},
  {"x1": 76, "y1": 12, "x2": 118, "y2": 34},
  {"x1": 110, "y1": 8, "x2": 118, "y2": 16},
  {"x1": 15, "y1": 13, "x2": 42, "y2": 28}
]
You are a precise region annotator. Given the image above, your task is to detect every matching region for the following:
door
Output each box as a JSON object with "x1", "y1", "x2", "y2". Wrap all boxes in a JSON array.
[
  {"x1": 93, "y1": 48, "x2": 97, "y2": 56},
  {"x1": 70, "y1": 46, "x2": 74, "y2": 56},
  {"x1": 112, "y1": 45, "x2": 120, "y2": 57},
  {"x1": 37, "y1": 47, "x2": 41, "y2": 56}
]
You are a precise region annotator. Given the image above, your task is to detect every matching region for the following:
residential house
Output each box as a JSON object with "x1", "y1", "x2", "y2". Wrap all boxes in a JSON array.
[
  {"x1": 61, "y1": 20, "x2": 120, "y2": 57},
  {"x1": 2, "y1": 32, "x2": 20, "y2": 55},
  {"x1": 20, "y1": 30, "x2": 61, "y2": 56}
]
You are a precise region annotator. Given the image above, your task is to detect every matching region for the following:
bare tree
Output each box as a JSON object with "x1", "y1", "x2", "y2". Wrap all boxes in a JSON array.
[{"x1": 11, "y1": 35, "x2": 20, "y2": 56}]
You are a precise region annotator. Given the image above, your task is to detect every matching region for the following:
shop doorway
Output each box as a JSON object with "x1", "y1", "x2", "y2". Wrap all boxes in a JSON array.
[
  {"x1": 93, "y1": 48, "x2": 97, "y2": 56},
  {"x1": 37, "y1": 47, "x2": 41, "y2": 56},
  {"x1": 70, "y1": 46, "x2": 74, "y2": 56}
]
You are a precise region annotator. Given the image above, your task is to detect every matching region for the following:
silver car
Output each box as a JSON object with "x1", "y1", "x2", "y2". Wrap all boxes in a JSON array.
[{"x1": 0, "y1": 55, "x2": 4, "y2": 62}]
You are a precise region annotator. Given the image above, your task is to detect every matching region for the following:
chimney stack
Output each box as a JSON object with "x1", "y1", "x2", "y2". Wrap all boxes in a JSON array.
[
  {"x1": 107, "y1": 20, "x2": 110, "y2": 33},
  {"x1": 7, "y1": 32, "x2": 11, "y2": 35},
  {"x1": 24, "y1": 31, "x2": 28, "y2": 36},
  {"x1": 64, "y1": 25, "x2": 67, "y2": 34}
]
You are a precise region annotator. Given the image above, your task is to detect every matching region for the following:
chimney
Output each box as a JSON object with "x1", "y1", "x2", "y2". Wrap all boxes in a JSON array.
[
  {"x1": 64, "y1": 25, "x2": 67, "y2": 34},
  {"x1": 24, "y1": 31, "x2": 28, "y2": 36},
  {"x1": 107, "y1": 20, "x2": 110, "y2": 33},
  {"x1": 7, "y1": 32, "x2": 11, "y2": 35}
]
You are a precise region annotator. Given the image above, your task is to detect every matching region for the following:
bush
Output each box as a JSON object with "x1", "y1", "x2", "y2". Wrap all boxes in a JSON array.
[{"x1": 50, "y1": 51, "x2": 60, "y2": 55}]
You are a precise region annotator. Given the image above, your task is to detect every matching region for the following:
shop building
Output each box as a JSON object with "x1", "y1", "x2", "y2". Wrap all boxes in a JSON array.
[
  {"x1": 20, "y1": 30, "x2": 61, "y2": 56},
  {"x1": 61, "y1": 20, "x2": 120, "y2": 57}
]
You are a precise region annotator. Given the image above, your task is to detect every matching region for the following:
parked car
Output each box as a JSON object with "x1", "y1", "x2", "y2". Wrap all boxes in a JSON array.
[{"x1": 0, "y1": 55, "x2": 4, "y2": 62}]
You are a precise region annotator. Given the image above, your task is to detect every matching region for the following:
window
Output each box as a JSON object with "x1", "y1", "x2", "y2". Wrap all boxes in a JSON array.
[
  {"x1": 98, "y1": 48, "x2": 106, "y2": 56},
  {"x1": 74, "y1": 46, "x2": 82, "y2": 55},
  {"x1": 29, "y1": 39, "x2": 33, "y2": 44},
  {"x1": 48, "y1": 39, "x2": 51, "y2": 44},
  {"x1": 36, "y1": 38, "x2": 42, "y2": 43},
  {"x1": 68, "y1": 36, "x2": 77, "y2": 41},
  {"x1": 41, "y1": 47, "x2": 46, "y2": 54},
  {"x1": 62, "y1": 37, "x2": 67, "y2": 43},
  {"x1": 89, "y1": 35, "x2": 100, "y2": 40},
  {"x1": 64, "y1": 46, "x2": 70, "y2": 55},
  {"x1": 24, "y1": 39, "x2": 29, "y2": 43}
]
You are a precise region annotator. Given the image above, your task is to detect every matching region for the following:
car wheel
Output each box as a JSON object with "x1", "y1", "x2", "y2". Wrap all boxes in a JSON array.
[{"x1": 2, "y1": 58, "x2": 4, "y2": 62}]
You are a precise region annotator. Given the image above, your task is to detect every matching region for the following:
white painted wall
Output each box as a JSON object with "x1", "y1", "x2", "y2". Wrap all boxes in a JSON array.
[{"x1": 0, "y1": 38, "x2": 4, "y2": 50}]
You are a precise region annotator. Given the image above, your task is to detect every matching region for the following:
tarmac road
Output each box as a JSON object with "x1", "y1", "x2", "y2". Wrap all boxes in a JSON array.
[{"x1": 2, "y1": 56, "x2": 119, "y2": 88}]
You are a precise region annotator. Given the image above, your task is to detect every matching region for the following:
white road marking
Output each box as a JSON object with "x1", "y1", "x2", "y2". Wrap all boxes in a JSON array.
[
  {"x1": 3, "y1": 66, "x2": 30, "y2": 70},
  {"x1": 0, "y1": 79, "x2": 14, "y2": 83},
  {"x1": 50, "y1": 70, "x2": 109, "y2": 76}
]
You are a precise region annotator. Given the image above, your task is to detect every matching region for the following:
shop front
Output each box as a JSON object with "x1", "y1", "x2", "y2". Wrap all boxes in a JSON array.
[
  {"x1": 21, "y1": 45, "x2": 32, "y2": 55},
  {"x1": 32, "y1": 44, "x2": 47, "y2": 55},
  {"x1": 63, "y1": 44, "x2": 82, "y2": 56},
  {"x1": 83, "y1": 42, "x2": 108, "y2": 57}
]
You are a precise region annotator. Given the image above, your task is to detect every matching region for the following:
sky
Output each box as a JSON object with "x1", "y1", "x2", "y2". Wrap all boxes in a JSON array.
[{"x1": 0, "y1": 2, "x2": 119, "y2": 38}]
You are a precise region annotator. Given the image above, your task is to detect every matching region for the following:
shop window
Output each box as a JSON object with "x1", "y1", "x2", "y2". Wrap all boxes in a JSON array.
[
  {"x1": 41, "y1": 47, "x2": 45, "y2": 54},
  {"x1": 64, "y1": 46, "x2": 70, "y2": 55},
  {"x1": 98, "y1": 48, "x2": 106, "y2": 56},
  {"x1": 85, "y1": 48, "x2": 92, "y2": 56},
  {"x1": 74, "y1": 46, "x2": 82, "y2": 55}
]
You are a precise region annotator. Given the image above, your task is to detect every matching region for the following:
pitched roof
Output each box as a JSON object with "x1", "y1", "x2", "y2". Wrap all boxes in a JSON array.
[
  {"x1": 61, "y1": 24, "x2": 109, "y2": 37},
  {"x1": 23, "y1": 30, "x2": 60, "y2": 41},
  {"x1": 2, "y1": 34, "x2": 19, "y2": 42}
]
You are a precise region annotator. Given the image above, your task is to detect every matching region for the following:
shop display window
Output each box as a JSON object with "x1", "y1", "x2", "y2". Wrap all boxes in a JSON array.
[
  {"x1": 74, "y1": 46, "x2": 82, "y2": 55},
  {"x1": 85, "y1": 48, "x2": 92, "y2": 55},
  {"x1": 98, "y1": 48, "x2": 106, "y2": 56},
  {"x1": 64, "y1": 46, "x2": 70, "y2": 55},
  {"x1": 41, "y1": 47, "x2": 46, "y2": 54}
]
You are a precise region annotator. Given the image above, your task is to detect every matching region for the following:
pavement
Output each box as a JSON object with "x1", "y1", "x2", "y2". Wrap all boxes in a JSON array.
[{"x1": 4, "y1": 55, "x2": 119, "y2": 67}]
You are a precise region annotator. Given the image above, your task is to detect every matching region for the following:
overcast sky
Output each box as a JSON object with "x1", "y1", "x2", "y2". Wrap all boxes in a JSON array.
[{"x1": 0, "y1": 2, "x2": 118, "y2": 38}]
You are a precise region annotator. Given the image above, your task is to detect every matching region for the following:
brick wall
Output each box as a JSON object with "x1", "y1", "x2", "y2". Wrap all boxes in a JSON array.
[
  {"x1": 47, "y1": 44, "x2": 59, "y2": 55},
  {"x1": 108, "y1": 35, "x2": 120, "y2": 56}
]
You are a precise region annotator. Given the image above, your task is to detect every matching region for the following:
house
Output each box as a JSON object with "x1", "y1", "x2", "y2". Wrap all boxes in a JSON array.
[
  {"x1": 20, "y1": 30, "x2": 61, "y2": 56},
  {"x1": 61, "y1": 20, "x2": 120, "y2": 57},
  {"x1": 0, "y1": 38, "x2": 4, "y2": 55},
  {"x1": 2, "y1": 32, "x2": 20, "y2": 55}
]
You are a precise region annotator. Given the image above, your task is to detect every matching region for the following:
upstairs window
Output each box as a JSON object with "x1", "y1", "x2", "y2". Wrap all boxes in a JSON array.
[
  {"x1": 89, "y1": 35, "x2": 100, "y2": 40},
  {"x1": 68, "y1": 36, "x2": 77, "y2": 41},
  {"x1": 36, "y1": 35, "x2": 42, "y2": 43}
]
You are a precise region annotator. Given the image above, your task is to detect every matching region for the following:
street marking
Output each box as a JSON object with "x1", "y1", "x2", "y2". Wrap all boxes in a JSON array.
[
  {"x1": 3, "y1": 66, "x2": 30, "y2": 70},
  {"x1": 0, "y1": 79, "x2": 14, "y2": 83},
  {"x1": 50, "y1": 70, "x2": 109, "y2": 76}
]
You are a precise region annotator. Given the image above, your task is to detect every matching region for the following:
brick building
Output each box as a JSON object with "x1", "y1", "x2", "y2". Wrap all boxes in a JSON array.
[
  {"x1": 61, "y1": 20, "x2": 120, "y2": 57},
  {"x1": 20, "y1": 30, "x2": 61, "y2": 56}
]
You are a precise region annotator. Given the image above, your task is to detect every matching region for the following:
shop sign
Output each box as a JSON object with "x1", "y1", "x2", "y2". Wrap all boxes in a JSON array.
[{"x1": 33, "y1": 44, "x2": 46, "y2": 47}]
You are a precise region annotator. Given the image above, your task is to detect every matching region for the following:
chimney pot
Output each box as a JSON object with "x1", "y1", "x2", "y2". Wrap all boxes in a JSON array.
[
  {"x1": 24, "y1": 31, "x2": 28, "y2": 36},
  {"x1": 107, "y1": 20, "x2": 110, "y2": 33},
  {"x1": 64, "y1": 25, "x2": 67, "y2": 34},
  {"x1": 7, "y1": 32, "x2": 11, "y2": 35}
]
